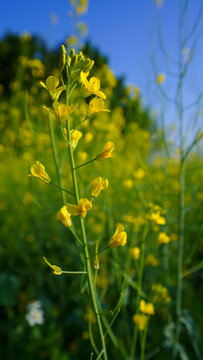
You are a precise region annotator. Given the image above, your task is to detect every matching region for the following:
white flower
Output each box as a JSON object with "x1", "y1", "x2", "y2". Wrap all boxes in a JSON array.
[{"x1": 26, "y1": 300, "x2": 44, "y2": 326}]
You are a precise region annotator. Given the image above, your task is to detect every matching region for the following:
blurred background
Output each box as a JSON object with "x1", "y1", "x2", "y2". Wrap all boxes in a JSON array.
[{"x1": 0, "y1": 1, "x2": 202, "y2": 359}]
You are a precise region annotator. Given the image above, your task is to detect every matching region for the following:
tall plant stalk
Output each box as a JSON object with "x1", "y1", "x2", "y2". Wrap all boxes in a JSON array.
[{"x1": 65, "y1": 66, "x2": 108, "y2": 360}]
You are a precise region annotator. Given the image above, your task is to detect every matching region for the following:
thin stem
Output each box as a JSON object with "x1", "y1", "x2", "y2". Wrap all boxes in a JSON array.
[
  {"x1": 62, "y1": 271, "x2": 87, "y2": 274},
  {"x1": 172, "y1": 6, "x2": 185, "y2": 356},
  {"x1": 140, "y1": 321, "x2": 149, "y2": 360},
  {"x1": 49, "y1": 181, "x2": 74, "y2": 196},
  {"x1": 90, "y1": 246, "x2": 109, "y2": 259},
  {"x1": 65, "y1": 68, "x2": 108, "y2": 360},
  {"x1": 74, "y1": 158, "x2": 96, "y2": 170},
  {"x1": 48, "y1": 113, "x2": 66, "y2": 204},
  {"x1": 69, "y1": 226, "x2": 83, "y2": 245},
  {"x1": 130, "y1": 224, "x2": 148, "y2": 360}
]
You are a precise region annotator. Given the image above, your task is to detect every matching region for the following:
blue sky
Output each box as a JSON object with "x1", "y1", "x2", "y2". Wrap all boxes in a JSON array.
[{"x1": 1, "y1": 0, "x2": 203, "y2": 137}]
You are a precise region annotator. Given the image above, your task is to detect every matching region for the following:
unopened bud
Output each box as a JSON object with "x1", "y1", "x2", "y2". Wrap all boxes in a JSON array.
[
  {"x1": 61, "y1": 44, "x2": 66, "y2": 55},
  {"x1": 69, "y1": 48, "x2": 75, "y2": 58},
  {"x1": 87, "y1": 59, "x2": 94, "y2": 71},
  {"x1": 84, "y1": 58, "x2": 94, "y2": 72},
  {"x1": 67, "y1": 55, "x2": 71, "y2": 67},
  {"x1": 70, "y1": 54, "x2": 78, "y2": 67},
  {"x1": 59, "y1": 53, "x2": 66, "y2": 70},
  {"x1": 78, "y1": 51, "x2": 84, "y2": 61}
]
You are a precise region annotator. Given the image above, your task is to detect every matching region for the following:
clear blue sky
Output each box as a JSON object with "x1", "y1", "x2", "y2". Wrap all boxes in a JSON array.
[{"x1": 1, "y1": 0, "x2": 203, "y2": 137}]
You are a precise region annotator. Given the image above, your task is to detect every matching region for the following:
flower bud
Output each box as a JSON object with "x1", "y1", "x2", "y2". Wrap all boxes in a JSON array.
[
  {"x1": 59, "y1": 53, "x2": 66, "y2": 70},
  {"x1": 69, "y1": 48, "x2": 75, "y2": 58},
  {"x1": 78, "y1": 51, "x2": 84, "y2": 62},
  {"x1": 70, "y1": 54, "x2": 78, "y2": 67},
  {"x1": 67, "y1": 55, "x2": 71, "y2": 67},
  {"x1": 61, "y1": 44, "x2": 66, "y2": 55}
]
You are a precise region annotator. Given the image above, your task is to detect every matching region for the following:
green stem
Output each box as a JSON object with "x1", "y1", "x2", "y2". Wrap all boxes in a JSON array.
[
  {"x1": 130, "y1": 224, "x2": 148, "y2": 360},
  {"x1": 140, "y1": 321, "x2": 149, "y2": 360},
  {"x1": 172, "y1": 13, "x2": 185, "y2": 357},
  {"x1": 69, "y1": 226, "x2": 83, "y2": 245},
  {"x1": 173, "y1": 161, "x2": 185, "y2": 359},
  {"x1": 49, "y1": 181, "x2": 74, "y2": 196},
  {"x1": 65, "y1": 68, "x2": 108, "y2": 360},
  {"x1": 62, "y1": 270, "x2": 87, "y2": 274},
  {"x1": 74, "y1": 158, "x2": 96, "y2": 170},
  {"x1": 48, "y1": 113, "x2": 66, "y2": 204}
]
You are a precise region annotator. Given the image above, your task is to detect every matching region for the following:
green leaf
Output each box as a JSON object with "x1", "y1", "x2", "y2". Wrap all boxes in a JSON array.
[
  {"x1": 181, "y1": 311, "x2": 202, "y2": 360},
  {"x1": 178, "y1": 344, "x2": 190, "y2": 360}
]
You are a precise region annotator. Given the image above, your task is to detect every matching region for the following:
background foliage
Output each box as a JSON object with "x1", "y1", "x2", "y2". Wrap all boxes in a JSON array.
[{"x1": 0, "y1": 31, "x2": 202, "y2": 360}]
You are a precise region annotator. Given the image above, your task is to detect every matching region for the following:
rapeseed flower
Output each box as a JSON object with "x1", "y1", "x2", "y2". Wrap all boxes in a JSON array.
[
  {"x1": 64, "y1": 129, "x2": 83, "y2": 150},
  {"x1": 150, "y1": 212, "x2": 166, "y2": 225},
  {"x1": 43, "y1": 101, "x2": 78, "y2": 125},
  {"x1": 158, "y1": 232, "x2": 170, "y2": 244},
  {"x1": 70, "y1": 129, "x2": 82, "y2": 150},
  {"x1": 66, "y1": 198, "x2": 92, "y2": 218},
  {"x1": 96, "y1": 141, "x2": 115, "y2": 161},
  {"x1": 87, "y1": 97, "x2": 110, "y2": 118},
  {"x1": 91, "y1": 177, "x2": 109, "y2": 198},
  {"x1": 80, "y1": 71, "x2": 106, "y2": 99},
  {"x1": 145, "y1": 254, "x2": 160, "y2": 267},
  {"x1": 152, "y1": 284, "x2": 171, "y2": 303},
  {"x1": 133, "y1": 168, "x2": 145, "y2": 179},
  {"x1": 28, "y1": 161, "x2": 51, "y2": 183},
  {"x1": 108, "y1": 224, "x2": 127, "y2": 248},
  {"x1": 57, "y1": 206, "x2": 72, "y2": 227},
  {"x1": 129, "y1": 247, "x2": 140, "y2": 260},
  {"x1": 40, "y1": 76, "x2": 65, "y2": 101},
  {"x1": 157, "y1": 73, "x2": 166, "y2": 85},
  {"x1": 139, "y1": 299, "x2": 155, "y2": 315},
  {"x1": 132, "y1": 314, "x2": 148, "y2": 331}
]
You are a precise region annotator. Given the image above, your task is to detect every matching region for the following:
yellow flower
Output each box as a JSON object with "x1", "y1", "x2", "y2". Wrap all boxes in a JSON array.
[
  {"x1": 28, "y1": 161, "x2": 51, "y2": 183},
  {"x1": 71, "y1": 129, "x2": 82, "y2": 150},
  {"x1": 84, "y1": 132, "x2": 93, "y2": 144},
  {"x1": 78, "y1": 151, "x2": 88, "y2": 162},
  {"x1": 40, "y1": 76, "x2": 65, "y2": 101},
  {"x1": 96, "y1": 141, "x2": 115, "y2": 161},
  {"x1": 87, "y1": 97, "x2": 110, "y2": 117},
  {"x1": 158, "y1": 232, "x2": 170, "y2": 244},
  {"x1": 43, "y1": 101, "x2": 78, "y2": 125},
  {"x1": 145, "y1": 254, "x2": 160, "y2": 267},
  {"x1": 152, "y1": 284, "x2": 171, "y2": 304},
  {"x1": 64, "y1": 129, "x2": 83, "y2": 150},
  {"x1": 139, "y1": 299, "x2": 155, "y2": 315},
  {"x1": 56, "y1": 206, "x2": 72, "y2": 227},
  {"x1": 150, "y1": 212, "x2": 166, "y2": 225},
  {"x1": 132, "y1": 314, "x2": 148, "y2": 331},
  {"x1": 80, "y1": 71, "x2": 106, "y2": 99},
  {"x1": 133, "y1": 168, "x2": 145, "y2": 179},
  {"x1": 66, "y1": 198, "x2": 92, "y2": 218},
  {"x1": 122, "y1": 179, "x2": 133, "y2": 189},
  {"x1": 157, "y1": 73, "x2": 166, "y2": 85},
  {"x1": 43, "y1": 257, "x2": 62, "y2": 275},
  {"x1": 129, "y1": 247, "x2": 140, "y2": 260},
  {"x1": 91, "y1": 177, "x2": 109, "y2": 198},
  {"x1": 108, "y1": 224, "x2": 127, "y2": 248}
]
